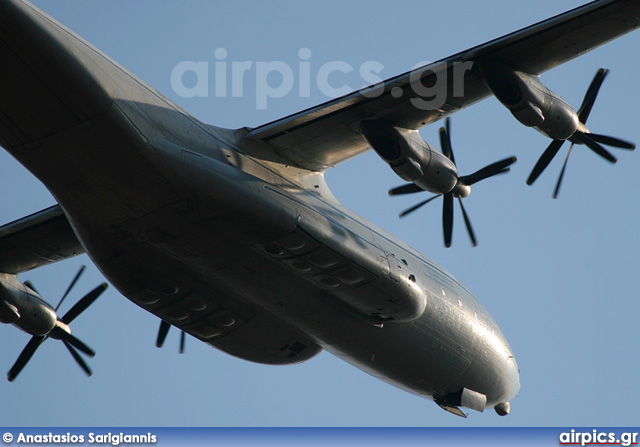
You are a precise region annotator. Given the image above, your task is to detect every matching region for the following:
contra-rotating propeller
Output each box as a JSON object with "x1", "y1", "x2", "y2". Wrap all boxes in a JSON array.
[
  {"x1": 156, "y1": 320, "x2": 186, "y2": 354},
  {"x1": 389, "y1": 118, "x2": 516, "y2": 247},
  {"x1": 8, "y1": 266, "x2": 108, "y2": 381},
  {"x1": 527, "y1": 68, "x2": 636, "y2": 198}
]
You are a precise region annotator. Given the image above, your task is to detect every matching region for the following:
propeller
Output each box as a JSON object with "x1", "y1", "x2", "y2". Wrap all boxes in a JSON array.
[
  {"x1": 527, "y1": 69, "x2": 635, "y2": 198},
  {"x1": 156, "y1": 320, "x2": 186, "y2": 354},
  {"x1": 7, "y1": 266, "x2": 108, "y2": 382},
  {"x1": 389, "y1": 118, "x2": 516, "y2": 247}
]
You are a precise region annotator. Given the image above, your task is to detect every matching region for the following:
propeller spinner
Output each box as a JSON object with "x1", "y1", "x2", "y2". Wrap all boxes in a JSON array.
[{"x1": 389, "y1": 118, "x2": 517, "y2": 247}]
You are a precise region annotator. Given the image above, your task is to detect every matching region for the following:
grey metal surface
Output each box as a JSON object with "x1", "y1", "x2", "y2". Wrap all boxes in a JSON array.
[{"x1": 3, "y1": 0, "x2": 635, "y2": 414}]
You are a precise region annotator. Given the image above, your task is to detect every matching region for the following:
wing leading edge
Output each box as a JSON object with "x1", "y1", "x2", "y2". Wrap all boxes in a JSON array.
[{"x1": 245, "y1": 0, "x2": 640, "y2": 171}]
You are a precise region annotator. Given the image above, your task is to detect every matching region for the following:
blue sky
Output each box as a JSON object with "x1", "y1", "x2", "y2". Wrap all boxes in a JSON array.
[{"x1": 1, "y1": 0, "x2": 639, "y2": 427}]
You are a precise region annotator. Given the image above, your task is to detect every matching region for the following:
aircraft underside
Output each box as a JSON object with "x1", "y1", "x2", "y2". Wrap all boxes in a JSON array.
[{"x1": 3, "y1": 0, "x2": 639, "y2": 419}]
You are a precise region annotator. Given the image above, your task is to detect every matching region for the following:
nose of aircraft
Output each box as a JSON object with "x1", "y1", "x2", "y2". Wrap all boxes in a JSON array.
[
  {"x1": 491, "y1": 339, "x2": 521, "y2": 416},
  {"x1": 495, "y1": 356, "x2": 520, "y2": 416}
]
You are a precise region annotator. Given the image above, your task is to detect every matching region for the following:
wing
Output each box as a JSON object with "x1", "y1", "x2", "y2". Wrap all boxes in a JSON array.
[
  {"x1": 246, "y1": 0, "x2": 640, "y2": 171},
  {"x1": 0, "y1": 205, "x2": 85, "y2": 274}
]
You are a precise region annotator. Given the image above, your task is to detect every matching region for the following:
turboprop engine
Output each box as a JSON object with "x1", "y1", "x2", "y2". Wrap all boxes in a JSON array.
[
  {"x1": 360, "y1": 119, "x2": 460, "y2": 196},
  {"x1": 1, "y1": 267, "x2": 107, "y2": 381},
  {"x1": 360, "y1": 119, "x2": 516, "y2": 247},
  {"x1": 481, "y1": 65, "x2": 635, "y2": 197}
]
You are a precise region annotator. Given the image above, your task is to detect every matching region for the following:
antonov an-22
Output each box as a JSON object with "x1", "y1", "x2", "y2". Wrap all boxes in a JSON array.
[{"x1": 0, "y1": 0, "x2": 637, "y2": 418}]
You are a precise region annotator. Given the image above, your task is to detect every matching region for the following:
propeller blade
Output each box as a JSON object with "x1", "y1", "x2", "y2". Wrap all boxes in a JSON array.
[
  {"x1": 573, "y1": 132, "x2": 617, "y2": 163},
  {"x1": 399, "y1": 195, "x2": 441, "y2": 218},
  {"x1": 443, "y1": 192, "x2": 454, "y2": 248},
  {"x1": 58, "y1": 331, "x2": 95, "y2": 357},
  {"x1": 180, "y1": 331, "x2": 186, "y2": 354},
  {"x1": 61, "y1": 283, "x2": 108, "y2": 325},
  {"x1": 446, "y1": 118, "x2": 456, "y2": 165},
  {"x1": 56, "y1": 265, "x2": 86, "y2": 312},
  {"x1": 553, "y1": 143, "x2": 575, "y2": 199},
  {"x1": 23, "y1": 280, "x2": 39, "y2": 295},
  {"x1": 527, "y1": 139, "x2": 566, "y2": 185},
  {"x1": 577, "y1": 68, "x2": 609, "y2": 124},
  {"x1": 7, "y1": 335, "x2": 46, "y2": 382},
  {"x1": 388, "y1": 183, "x2": 423, "y2": 196},
  {"x1": 62, "y1": 340, "x2": 92, "y2": 377},
  {"x1": 587, "y1": 133, "x2": 636, "y2": 150},
  {"x1": 457, "y1": 197, "x2": 477, "y2": 247},
  {"x1": 157, "y1": 320, "x2": 171, "y2": 348},
  {"x1": 439, "y1": 119, "x2": 455, "y2": 164},
  {"x1": 460, "y1": 156, "x2": 517, "y2": 186}
]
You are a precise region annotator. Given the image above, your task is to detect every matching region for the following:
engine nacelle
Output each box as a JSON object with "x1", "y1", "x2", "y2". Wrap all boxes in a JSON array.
[
  {"x1": 360, "y1": 119, "x2": 458, "y2": 195},
  {"x1": 0, "y1": 273, "x2": 57, "y2": 336},
  {"x1": 482, "y1": 65, "x2": 582, "y2": 141}
]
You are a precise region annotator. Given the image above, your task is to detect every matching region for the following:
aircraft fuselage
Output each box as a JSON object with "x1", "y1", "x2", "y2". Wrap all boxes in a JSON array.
[
  {"x1": 6, "y1": 91, "x2": 520, "y2": 415},
  {"x1": 0, "y1": 0, "x2": 519, "y2": 415}
]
